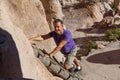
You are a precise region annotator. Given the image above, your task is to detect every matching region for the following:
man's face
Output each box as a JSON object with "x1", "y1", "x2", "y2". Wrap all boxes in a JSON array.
[{"x1": 53, "y1": 22, "x2": 64, "y2": 35}]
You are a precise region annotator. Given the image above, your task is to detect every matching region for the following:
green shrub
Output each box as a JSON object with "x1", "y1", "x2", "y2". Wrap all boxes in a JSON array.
[
  {"x1": 105, "y1": 28, "x2": 120, "y2": 41},
  {"x1": 88, "y1": 40, "x2": 97, "y2": 52}
]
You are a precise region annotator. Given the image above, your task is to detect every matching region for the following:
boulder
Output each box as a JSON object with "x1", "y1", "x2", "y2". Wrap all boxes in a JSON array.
[
  {"x1": 87, "y1": 2, "x2": 103, "y2": 22},
  {"x1": 0, "y1": 0, "x2": 61, "y2": 79},
  {"x1": 41, "y1": 0, "x2": 64, "y2": 31}
]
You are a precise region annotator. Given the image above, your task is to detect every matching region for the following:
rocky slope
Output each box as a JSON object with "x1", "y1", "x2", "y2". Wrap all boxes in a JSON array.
[
  {"x1": 0, "y1": 0, "x2": 120, "y2": 80},
  {"x1": 63, "y1": 0, "x2": 120, "y2": 80}
]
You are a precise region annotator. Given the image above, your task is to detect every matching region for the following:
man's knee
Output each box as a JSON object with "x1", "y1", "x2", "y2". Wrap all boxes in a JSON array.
[{"x1": 64, "y1": 64, "x2": 72, "y2": 70}]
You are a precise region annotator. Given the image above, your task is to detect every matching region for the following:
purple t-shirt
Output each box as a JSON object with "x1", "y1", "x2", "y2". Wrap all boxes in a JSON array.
[{"x1": 49, "y1": 30, "x2": 76, "y2": 54}]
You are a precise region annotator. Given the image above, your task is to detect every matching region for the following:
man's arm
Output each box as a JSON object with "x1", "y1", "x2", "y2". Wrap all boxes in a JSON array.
[
  {"x1": 29, "y1": 34, "x2": 51, "y2": 43},
  {"x1": 49, "y1": 40, "x2": 67, "y2": 57}
]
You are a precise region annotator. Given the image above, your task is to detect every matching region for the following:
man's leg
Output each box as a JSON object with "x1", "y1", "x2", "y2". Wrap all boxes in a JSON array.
[
  {"x1": 74, "y1": 57, "x2": 80, "y2": 67},
  {"x1": 64, "y1": 55, "x2": 74, "y2": 72},
  {"x1": 74, "y1": 57, "x2": 81, "y2": 72},
  {"x1": 64, "y1": 62, "x2": 75, "y2": 73},
  {"x1": 64, "y1": 64, "x2": 72, "y2": 70},
  {"x1": 64, "y1": 48, "x2": 77, "y2": 73}
]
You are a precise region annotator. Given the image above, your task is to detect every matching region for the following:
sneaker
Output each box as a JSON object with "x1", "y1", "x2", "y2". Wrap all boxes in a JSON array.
[
  {"x1": 74, "y1": 66, "x2": 82, "y2": 72},
  {"x1": 69, "y1": 66, "x2": 75, "y2": 73}
]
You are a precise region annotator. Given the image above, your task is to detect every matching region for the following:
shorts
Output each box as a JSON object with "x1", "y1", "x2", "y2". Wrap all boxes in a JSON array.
[{"x1": 64, "y1": 48, "x2": 77, "y2": 66}]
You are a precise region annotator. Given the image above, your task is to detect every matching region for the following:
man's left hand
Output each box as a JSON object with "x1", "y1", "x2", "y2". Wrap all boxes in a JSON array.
[
  {"x1": 44, "y1": 53, "x2": 53, "y2": 58},
  {"x1": 44, "y1": 54, "x2": 49, "y2": 57}
]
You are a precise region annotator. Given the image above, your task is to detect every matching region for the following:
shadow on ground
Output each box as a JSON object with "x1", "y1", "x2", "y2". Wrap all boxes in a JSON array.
[
  {"x1": 74, "y1": 36, "x2": 105, "y2": 59},
  {"x1": 87, "y1": 49, "x2": 120, "y2": 64},
  {"x1": 74, "y1": 36, "x2": 104, "y2": 44},
  {"x1": 76, "y1": 24, "x2": 120, "y2": 34},
  {"x1": 76, "y1": 27, "x2": 114, "y2": 34}
]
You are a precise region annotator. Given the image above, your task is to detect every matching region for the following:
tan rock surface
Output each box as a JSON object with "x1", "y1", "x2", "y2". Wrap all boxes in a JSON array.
[
  {"x1": 3, "y1": 0, "x2": 64, "y2": 63},
  {"x1": 87, "y1": 2, "x2": 103, "y2": 22},
  {"x1": 114, "y1": 0, "x2": 120, "y2": 15},
  {"x1": 41, "y1": 0, "x2": 64, "y2": 31},
  {"x1": 0, "y1": 0, "x2": 58, "y2": 79}
]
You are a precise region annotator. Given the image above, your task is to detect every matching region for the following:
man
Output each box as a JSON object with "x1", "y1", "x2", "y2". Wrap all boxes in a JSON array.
[{"x1": 29, "y1": 19, "x2": 81, "y2": 73}]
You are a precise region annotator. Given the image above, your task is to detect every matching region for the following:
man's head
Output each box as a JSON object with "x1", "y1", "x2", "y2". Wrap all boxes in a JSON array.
[{"x1": 53, "y1": 19, "x2": 64, "y2": 35}]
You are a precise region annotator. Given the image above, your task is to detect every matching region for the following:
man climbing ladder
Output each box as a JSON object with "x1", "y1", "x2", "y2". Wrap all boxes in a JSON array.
[{"x1": 29, "y1": 19, "x2": 81, "y2": 73}]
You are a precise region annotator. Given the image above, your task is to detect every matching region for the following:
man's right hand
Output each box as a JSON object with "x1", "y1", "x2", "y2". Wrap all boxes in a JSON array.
[
  {"x1": 44, "y1": 53, "x2": 53, "y2": 58},
  {"x1": 28, "y1": 36, "x2": 43, "y2": 43}
]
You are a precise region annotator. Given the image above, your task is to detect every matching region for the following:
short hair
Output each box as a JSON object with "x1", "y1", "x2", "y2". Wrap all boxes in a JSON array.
[{"x1": 53, "y1": 19, "x2": 63, "y2": 24}]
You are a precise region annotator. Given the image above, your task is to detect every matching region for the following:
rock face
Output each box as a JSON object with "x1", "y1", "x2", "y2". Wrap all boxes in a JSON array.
[
  {"x1": 1, "y1": 0, "x2": 120, "y2": 80},
  {"x1": 87, "y1": 2, "x2": 103, "y2": 22},
  {"x1": 59, "y1": 0, "x2": 79, "y2": 7},
  {"x1": 114, "y1": 0, "x2": 120, "y2": 15},
  {"x1": 4, "y1": 0, "x2": 57, "y2": 53},
  {"x1": 41, "y1": 0, "x2": 64, "y2": 31},
  {"x1": 0, "y1": 0, "x2": 58, "y2": 79}
]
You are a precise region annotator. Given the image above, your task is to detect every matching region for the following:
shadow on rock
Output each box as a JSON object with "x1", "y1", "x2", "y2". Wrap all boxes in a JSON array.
[
  {"x1": 87, "y1": 49, "x2": 120, "y2": 64},
  {"x1": 0, "y1": 28, "x2": 23, "y2": 78}
]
